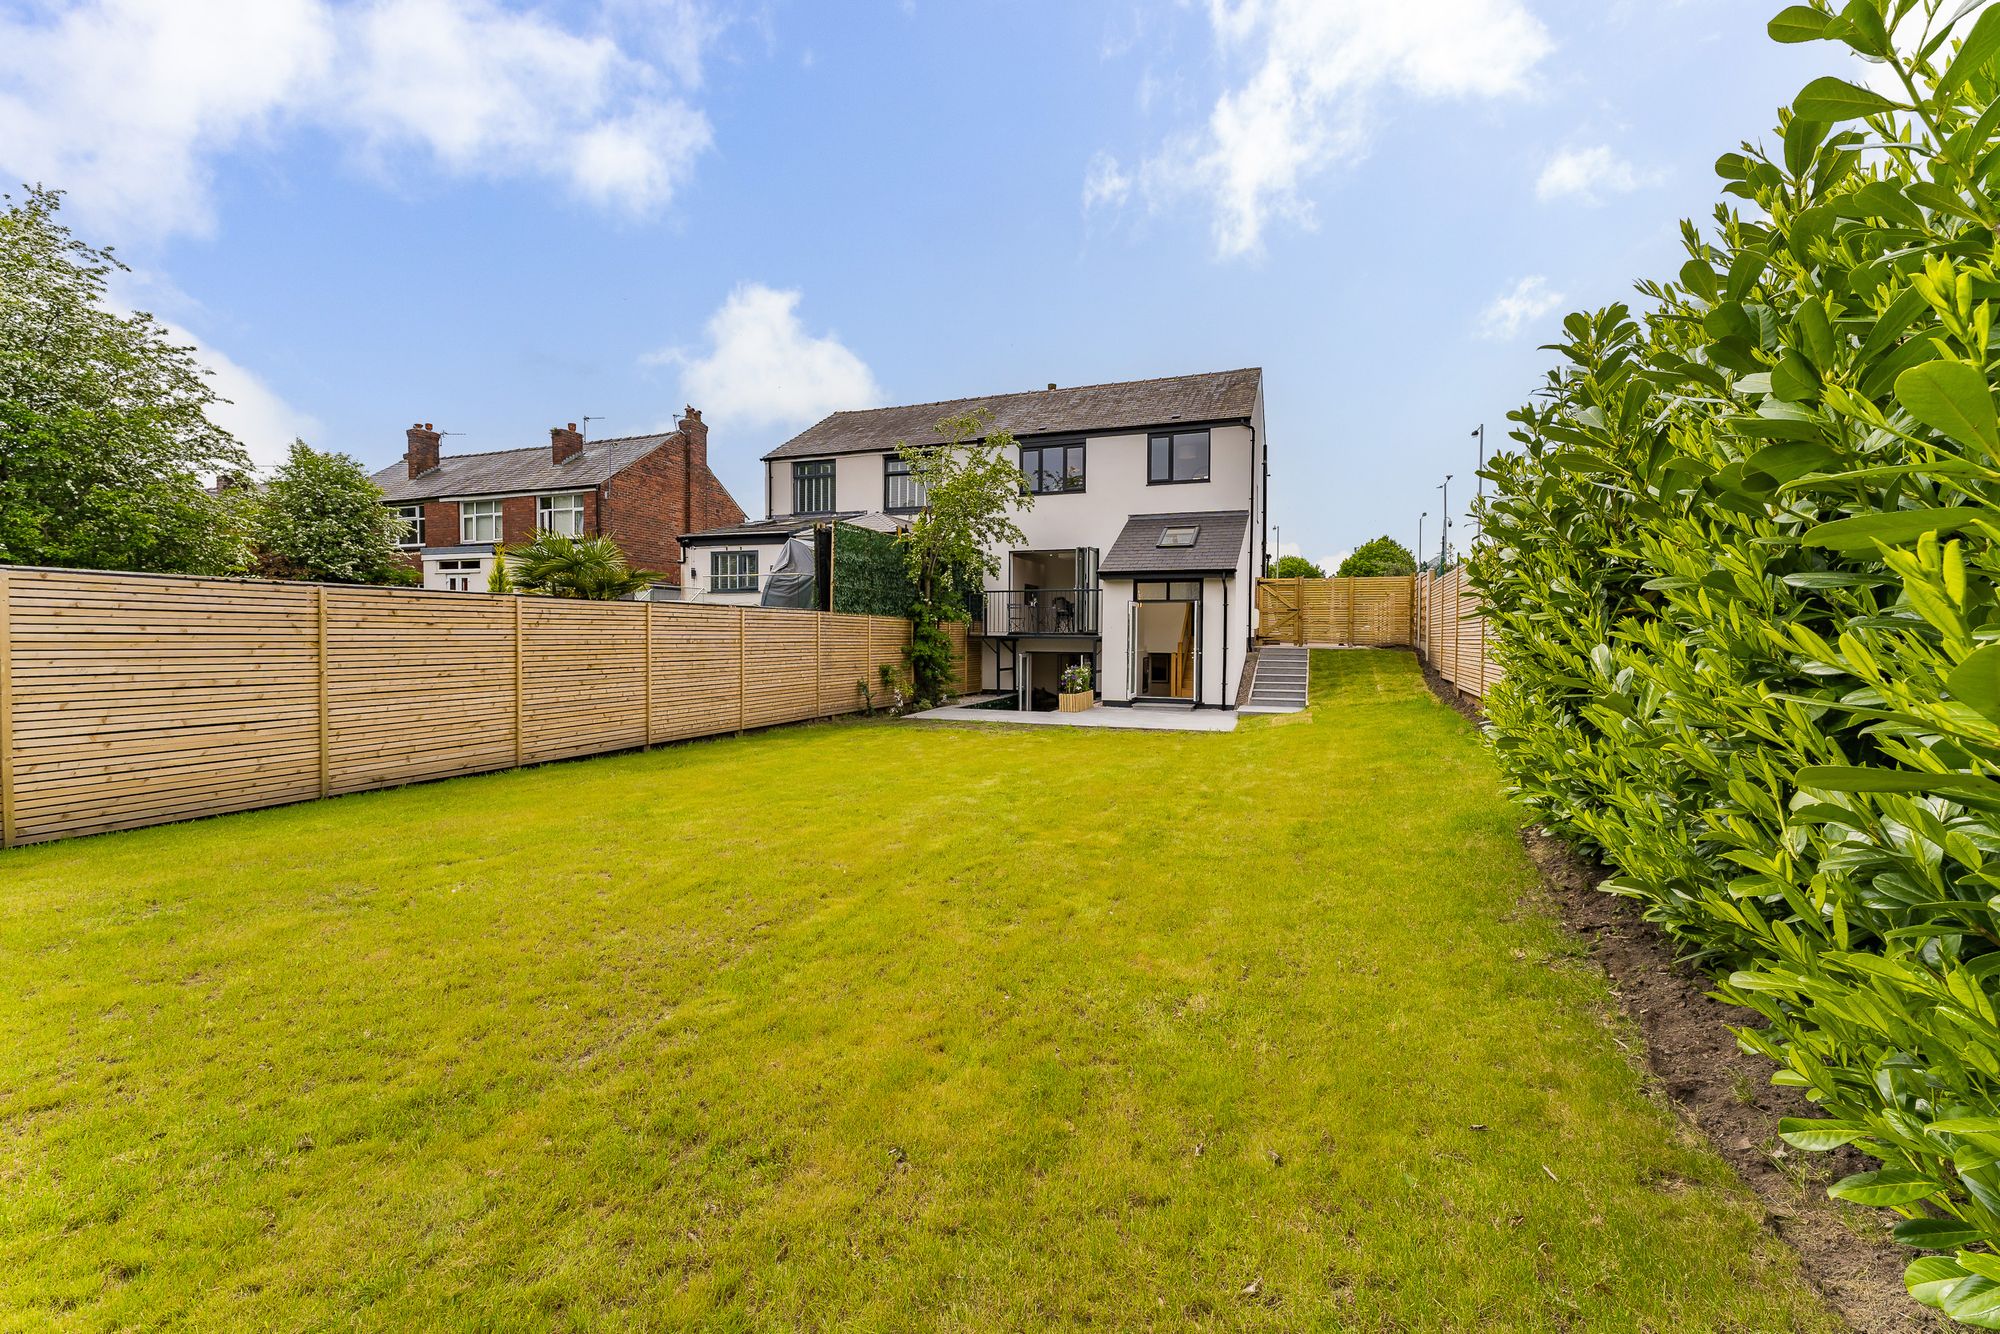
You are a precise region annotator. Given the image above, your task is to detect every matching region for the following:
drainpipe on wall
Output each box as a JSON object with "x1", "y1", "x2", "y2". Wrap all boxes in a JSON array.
[{"x1": 1249, "y1": 421, "x2": 1262, "y2": 652}]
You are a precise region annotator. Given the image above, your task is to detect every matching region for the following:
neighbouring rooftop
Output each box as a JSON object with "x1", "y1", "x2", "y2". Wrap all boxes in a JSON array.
[{"x1": 371, "y1": 434, "x2": 675, "y2": 503}]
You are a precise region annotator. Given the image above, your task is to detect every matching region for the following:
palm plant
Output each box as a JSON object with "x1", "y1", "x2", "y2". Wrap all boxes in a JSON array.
[{"x1": 502, "y1": 532, "x2": 658, "y2": 600}]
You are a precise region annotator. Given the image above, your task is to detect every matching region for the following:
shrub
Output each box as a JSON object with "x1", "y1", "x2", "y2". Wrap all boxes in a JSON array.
[
  {"x1": 1061, "y1": 662, "x2": 1092, "y2": 694},
  {"x1": 503, "y1": 532, "x2": 658, "y2": 600},
  {"x1": 1472, "y1": 4, "x2": 2000, "y2": 1322},
  {"x1": 249, "y1": 440, "x2": 406, "y2": 584}
]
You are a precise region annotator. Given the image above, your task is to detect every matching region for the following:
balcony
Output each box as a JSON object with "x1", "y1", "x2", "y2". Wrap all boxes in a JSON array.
[{"x1": 983, "y1": 587, "x2": 1100, "y2": 637}]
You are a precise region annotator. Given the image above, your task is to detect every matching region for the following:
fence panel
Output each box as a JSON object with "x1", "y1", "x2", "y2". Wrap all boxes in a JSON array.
[
  {"x1": 1413, "y1": 566, "x2": 1499, "y2": 699},
  {"x1": 0, "y1": 567, "x2": 966, "y2": 847},
  {"x1": 1254, "y1": 576, "x2": 1415, "y2": 646},
  {"x1": 325, "y1": 586, "x2": 515, "y2": 795}
]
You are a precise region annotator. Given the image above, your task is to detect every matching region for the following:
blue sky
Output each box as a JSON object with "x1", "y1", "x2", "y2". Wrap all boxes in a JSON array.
[{"x1": 0, "y1": 0, "x2": 1884, "y2": 568}]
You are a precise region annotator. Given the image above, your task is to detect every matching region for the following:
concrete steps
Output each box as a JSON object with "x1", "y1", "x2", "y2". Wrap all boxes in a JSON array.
[{"x1": 1241, "y1": 647, "x2": 1309, "y2": 714}]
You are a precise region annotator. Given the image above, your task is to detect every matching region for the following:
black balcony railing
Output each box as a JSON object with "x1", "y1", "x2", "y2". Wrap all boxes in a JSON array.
[{"x1": 983, "y1": 587, "x2": 1100, "y2": 637}]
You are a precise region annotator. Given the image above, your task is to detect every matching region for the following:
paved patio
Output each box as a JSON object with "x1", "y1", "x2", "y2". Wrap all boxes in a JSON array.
[{"x1": 905, "y1": 702, "x2": 1239, "y2": 732}]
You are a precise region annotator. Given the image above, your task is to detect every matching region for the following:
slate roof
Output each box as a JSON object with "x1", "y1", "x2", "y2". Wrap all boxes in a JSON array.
[
  {"x1": 678, "y1": 513, "x2": 861, "y2": 544},
  {"x1": 370, "y1": 433, "x2": 674, "y2": 502},
  {"x1": 679, "y1": 511, "x2": 904, "y2": 545},
  {"x1": 1098, "y1": 510, "x2": 1252, "y2": 576},
  {"x1": 762, "y1": 368, "x2": 1262, "y2": 461}
]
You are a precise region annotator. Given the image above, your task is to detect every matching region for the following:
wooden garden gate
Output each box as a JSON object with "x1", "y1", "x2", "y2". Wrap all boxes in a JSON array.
[{"x1": 1256, "y1": 578, "x2": 1303, "y2": 644}]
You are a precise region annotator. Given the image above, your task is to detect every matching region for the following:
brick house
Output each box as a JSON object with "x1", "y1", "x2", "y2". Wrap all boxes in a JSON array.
[{"x1": 370, "y1": 408, "x2": 745, "y2": 593}]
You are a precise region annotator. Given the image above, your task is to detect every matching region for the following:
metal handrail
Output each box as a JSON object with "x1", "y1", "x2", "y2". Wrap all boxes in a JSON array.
[{"x1": 983, "y1": 586, "x2": 1100, "y2": 636}]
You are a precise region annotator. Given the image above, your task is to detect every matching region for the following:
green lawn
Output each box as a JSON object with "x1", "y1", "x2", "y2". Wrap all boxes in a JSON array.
[{"x1": 2, "y1": 651, "x2": 1837, "y2": 1331}]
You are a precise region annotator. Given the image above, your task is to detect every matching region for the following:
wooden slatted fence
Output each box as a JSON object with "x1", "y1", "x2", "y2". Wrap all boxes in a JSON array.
[
  {"x1": 1254, "y1": 576, "x2": 1415, "y2": 646},
  {"x1": 0, "y1": 566, "x2": 968, "y2": 847},
  {"x1": 1413, "y1": 565, "x2": 1500, "y2": 699}
]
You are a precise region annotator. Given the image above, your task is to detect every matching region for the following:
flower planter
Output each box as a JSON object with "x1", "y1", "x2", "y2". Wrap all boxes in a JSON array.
[{"x1": 1059, "y1": 691, "x2": 1093, "y2": 713}]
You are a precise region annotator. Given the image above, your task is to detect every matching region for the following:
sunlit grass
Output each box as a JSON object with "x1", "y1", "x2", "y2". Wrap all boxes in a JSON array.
[{"x1": 0, "y1": 651, "x2": 1837, "y2": 1330}]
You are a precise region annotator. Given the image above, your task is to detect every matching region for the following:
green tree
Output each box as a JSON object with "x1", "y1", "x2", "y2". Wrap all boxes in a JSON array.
[
  {"x1": 248, "y1": 440, "x2": 407, "y2": 583},
  {"x1": 1270, "y1": 554, "x2": 1325, "y2": 579},
  {"x1": 503, "y1": 532, "x2": 657, "y2": 600},
  {"x1": 0, "y1": 185, "x2": 250, "y2": 573},
  {"x1": 896, "y1": 410, "x2": 1030, "y2": 705},
  {"x1": 487, "y1": 544, "x2": 514, "y2": 594},
  {"x1": 1335, "y1": 537, "x2": 1415, "y2": 578}
]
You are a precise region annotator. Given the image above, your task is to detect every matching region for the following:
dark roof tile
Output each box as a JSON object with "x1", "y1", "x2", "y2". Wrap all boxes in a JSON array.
[
  {"x1": 763, "y1": 368, "x2": 1261, "y2": 461},
  {"x1": 371, "y1": 433, "x2": 673, "y2": 502},
  {"x1": 1098, "y1": 510, "x2": 1251, "y2": 576}
]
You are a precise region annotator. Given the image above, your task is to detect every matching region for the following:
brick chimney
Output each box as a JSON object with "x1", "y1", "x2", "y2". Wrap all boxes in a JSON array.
[
  {"x1": 676, "y1": 405, "x2": 707, "y2": 472},
  {"x1": 406, "y1": 422, "x2": 440, "y2": 479},
  {"x1": 551, "y1": 422, "x2": 584, "y2": 465}
]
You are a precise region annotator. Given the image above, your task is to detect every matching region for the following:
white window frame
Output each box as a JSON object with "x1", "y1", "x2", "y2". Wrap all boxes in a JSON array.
[
  {"x1": 393, "y1": 504, "x2": 424, "y2": 548},
  {"x1": 537, "y1": 491, "x2": 586, "y2": 537},
  {"x1": 460, "y1": 500, "x2": 503, "y2": 544}
]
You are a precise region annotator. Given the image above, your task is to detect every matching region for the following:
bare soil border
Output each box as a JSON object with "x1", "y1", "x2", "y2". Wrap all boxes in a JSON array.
[{"x1": 1417, "y1": 656, "x2": 1943, "y2": 1334}]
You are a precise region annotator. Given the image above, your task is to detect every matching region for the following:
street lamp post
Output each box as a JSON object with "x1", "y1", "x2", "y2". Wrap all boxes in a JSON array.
[
  {"x1": 1438, "y1": 474, "x2": 1452, "y2": 571},
  {"x1": 1417, "y1": 511, "x2": 1426, "y2": 567}
]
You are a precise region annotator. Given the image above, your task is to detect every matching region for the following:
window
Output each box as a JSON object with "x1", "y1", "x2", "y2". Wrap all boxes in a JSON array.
[
  {"x1": 393, "y1": 504, "x2": 424, "y2": 548},
  {"x1": 1135, "y1": 580, "x2": 1202, "y2": 601},
  {"x1": 435, "y1": 557, "x2": 484, "y2": 593},
  {"x1": 1157, "y1": 525, "x2": 1199, "y2": 548},
  {"x1": 711, "y1": 550, "x2": 758, "y2": 592},
  {"x1": 793, "y1": 459, "x2": 836, "y2": 513},
  {"x1": 884, "y1": 455, "x2": 928, "y2": 511},
  {"x1": 1020, "y1": 441, "x2": 1085, "y2": 495},
  {"x1": 460, "y1": 500, "x2": 502, "y2": 543},
  {"x1": 1148, "y1": 429, "x2": 1211, "y2": 484},
  {"x1": 537, "y1": 491, "x2": 585, "y2": 536}
]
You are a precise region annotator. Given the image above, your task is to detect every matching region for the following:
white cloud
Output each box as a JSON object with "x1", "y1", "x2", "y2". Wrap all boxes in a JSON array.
[
  {"x1": 1535, "y1": 144, "x2": 1661, "y2": 205},
  {"x1": 1082, "y1": 152, "x2": 1133, "y2": 211},
  {"x1": 106, "y1": 269, "x2": 322, "y2": 470},
  {"x1": 0, "y1": 0, "x2": 716, "y2": 238},
  {"x1": 654, "y1": 284, "x2": 882, "y2": 432},
  {"x1": 1102, "y1": 0, "x2": 1553, "y2": 257},
  {"x1": 173, "y1": 325, "x2": 325, "y2": 472},
  {"x1": 1477, "y1": 275, "x2": 1565, "y2": 341}
]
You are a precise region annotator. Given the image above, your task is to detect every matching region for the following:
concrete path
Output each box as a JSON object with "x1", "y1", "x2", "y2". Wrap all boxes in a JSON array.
[{"x1": 906, "y1": 703, "x2": 1238, "y2": 732}]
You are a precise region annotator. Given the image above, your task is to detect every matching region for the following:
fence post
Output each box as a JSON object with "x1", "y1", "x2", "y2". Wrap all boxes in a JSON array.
[
  {"x1": 512, "y1": 597, "x2": 524, "y2": 767},
  {"x1": 0, "y1": 569, "x2": 13, "y2": 849},
  {"x1": 1345, "y1": 577, "x2": 1356, "y2": 646},
  {"x1": 644, "y1": 600, "x2": 654, "y2": 746},
  {"x1": 737, "y1": 606, "x2": 747, "y2": 733},
  {"x1": 814, "y1": 613, "x2": 824, "y2": 717},
  {"x1": 316, "y1": 586, "x2": 330, "y2": 798}
]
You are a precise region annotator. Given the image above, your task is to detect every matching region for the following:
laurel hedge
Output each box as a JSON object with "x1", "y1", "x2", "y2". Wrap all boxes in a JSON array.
[{"x1": 1469, "y1": 3, "x2": 2000, "y2": 1322}]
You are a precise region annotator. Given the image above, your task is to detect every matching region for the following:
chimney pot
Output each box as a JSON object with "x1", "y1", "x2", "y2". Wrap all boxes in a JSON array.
[{"x1": 1047, "y1": 383, "x2": 1056, "y2": 391}]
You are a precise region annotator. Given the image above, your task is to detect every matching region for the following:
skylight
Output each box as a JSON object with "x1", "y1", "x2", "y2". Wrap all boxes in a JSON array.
[{"x1": 1157, "y1": 525, "x2": 1199, "y2": 548}]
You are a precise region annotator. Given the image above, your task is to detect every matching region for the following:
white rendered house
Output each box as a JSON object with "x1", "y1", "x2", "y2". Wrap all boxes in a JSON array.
[{"x1": 734, "y1": 369, "x2": 1268, "y2": 709}]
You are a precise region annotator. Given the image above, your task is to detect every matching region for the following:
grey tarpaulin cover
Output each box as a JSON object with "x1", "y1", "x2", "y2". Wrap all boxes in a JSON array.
[{"x1": 760, "y1": 535, "x2": 818, "y2": 609}]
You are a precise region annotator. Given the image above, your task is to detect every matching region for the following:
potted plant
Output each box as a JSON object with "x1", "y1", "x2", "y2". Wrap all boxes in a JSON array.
[{"x1": 1059, "y1": 662, "x2": 1094, "y2": 713}]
